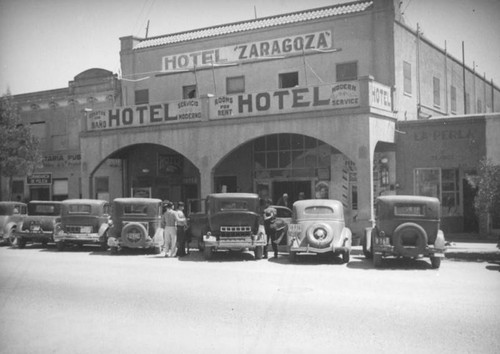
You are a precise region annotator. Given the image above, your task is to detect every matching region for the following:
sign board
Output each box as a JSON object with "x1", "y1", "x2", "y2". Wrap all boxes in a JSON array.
[
  {"x1": 27, "y1": 173, "x2": 52, "y2": 185},
  {"x1": 369, "y1": 81, "x2": 392, "y2": 111}
]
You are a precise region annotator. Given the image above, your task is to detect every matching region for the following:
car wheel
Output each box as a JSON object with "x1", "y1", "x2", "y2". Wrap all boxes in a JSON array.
[
  {"x1": 289, "y1": 251, "x2": 297, "y2": 263},
  {"x1": 198, "y1": 240, "x2": 205, "y2": 251},
  {"x1": 17, "y1": 238, "x2": 26, "y2": 249},
  {"x1": 41, "y1": 241, "x2": 48, "y2": 248},
  {"x1": 56, "y1": 242, "x2": 65, "y2": 252},
  {"x1": 392, "y1": 222, "x2": 428, "y2": 258},
  {"x1": 254, "y1": 246, "x2": 263, "y2": 260},
  {"x1": 305, "y1": 223, "x2": 334, "y2": 249},
  {"x1": 430, "y1": 256, "x2": 441, "y2": 269},
  {"x1": 7, "y1": 228, "x2": 16, "y2": 246},
  {"x1": 373, "y1": 253, "x2": 383, "y2": 268},
  {"x1": 342, "y1": 250, "x2": 350, "y2": 264},
  {"x1": 203, "y1": 247, "x2": 214, "y2": 260}
]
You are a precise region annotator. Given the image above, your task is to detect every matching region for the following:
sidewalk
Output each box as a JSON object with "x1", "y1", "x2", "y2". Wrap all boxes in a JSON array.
[{"x1": 444, "y1": 233, "x2": 500, "y2": 261}]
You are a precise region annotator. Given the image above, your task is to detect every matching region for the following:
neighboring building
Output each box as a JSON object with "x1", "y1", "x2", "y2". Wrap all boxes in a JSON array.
[
  {"x1": 3, "y1": 69, "x2": 122, "y2": 202},
  {"x1": 4, "y1": 0, "x2": 500, "y2": 235}
]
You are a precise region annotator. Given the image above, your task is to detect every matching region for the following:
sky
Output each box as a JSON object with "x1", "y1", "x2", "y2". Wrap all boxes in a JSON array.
[{"x1": 1, "y1": 0, "x2": 499, "y2": 95}]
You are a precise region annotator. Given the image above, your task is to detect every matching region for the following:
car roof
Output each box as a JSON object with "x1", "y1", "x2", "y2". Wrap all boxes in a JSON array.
[
  {"x1": 293, "y1": 199, "x2": 343, "y2": 208},
  {"x1": 377, "y1": 195, "x2": 440, "y2": 204},
  {"x1": 113, "y1": 198, "x2": 162, "y2": 204},
  {"x1": 208, "y1": 193, "x2": 258, "y2": 200},
  {"x1": 62, "y1": 199, "x2": 108, "y2": 205},
  {"x1": 28, "y1": 200, "x2": 62, "y2": 205}
]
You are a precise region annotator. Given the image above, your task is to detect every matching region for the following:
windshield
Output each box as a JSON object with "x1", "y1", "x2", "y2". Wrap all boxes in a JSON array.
[
  {"x1": 29, "y1": 204, "x2": 61, "y2": 216},
  {"x1": 219, "y1": 201, "x2": 249, "y2": 211},
  {"x1": 304, "y1": 206, "x2": 334, "y2": 215},
  {"x1": 123, "y1": 204, "x2": 148, "y2": 215},
  {"x1": 68, "y1": 204, "x2": 91, "y2": 214}
]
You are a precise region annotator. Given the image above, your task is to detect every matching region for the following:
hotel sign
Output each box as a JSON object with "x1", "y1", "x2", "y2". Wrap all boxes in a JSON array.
[
  {"x1": 87, "y1": 99, "x2": 201, "y2": 131},
  {"x1": 210, "y1": 82, "x2": 360, "y2": 119},
  {"x1": 369, "y1": 81, "x2": 392, "y2": 111},
  {"x1": 162, "y1": 31, "x2": 332, "y2": 71}
]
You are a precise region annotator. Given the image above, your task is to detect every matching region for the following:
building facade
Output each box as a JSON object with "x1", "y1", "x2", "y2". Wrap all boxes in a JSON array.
[{"x1": 5, "y1": 0, "x2": 500, "y2": 235}]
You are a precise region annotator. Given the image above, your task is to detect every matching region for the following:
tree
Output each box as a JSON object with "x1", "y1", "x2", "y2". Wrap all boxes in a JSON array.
[
  {"x1": 466, "y1": 158, "x2": 500, "y2": 239},
  {"x1": 0, "y1": 93, "x2": 44, "y2": 201}
]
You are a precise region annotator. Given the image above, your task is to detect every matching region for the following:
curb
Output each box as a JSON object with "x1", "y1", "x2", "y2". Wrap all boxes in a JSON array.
[{"x1": 445, "y1": 251, "x2": 500, "y2": 262}]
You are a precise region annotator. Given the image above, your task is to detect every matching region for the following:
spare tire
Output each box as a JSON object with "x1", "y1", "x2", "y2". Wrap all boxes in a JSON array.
[
  {"x1": 121, "y1": 222, "x2": 148, "y2": 247},
  {"x1": 306, "y1": 223, "x2": 334, "y2": 248},
  {"x1": 392, "y1": 222, "x2": 428, "y2": 258}
]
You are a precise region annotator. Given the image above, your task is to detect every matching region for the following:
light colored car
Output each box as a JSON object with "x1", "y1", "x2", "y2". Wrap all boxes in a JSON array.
[
  {"x1": 107, "y1": 198, "x2": 164, "y2": 254},
  {"x1": 54, "y1": 199, "x2": 111, "y2": 251},
  {"x1": 0, "y1": 202, "x2": 27, "y2": 245},
  {"x1": 13, "y1": 201, "x2": 62, "y2": 248},
  {"x1": 287, "y1": 199, "x2": 352, "y2": 263}
]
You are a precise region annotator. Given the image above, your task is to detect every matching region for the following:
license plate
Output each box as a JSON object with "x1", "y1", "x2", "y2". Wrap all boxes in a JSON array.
[
  {"x1": 80, "y1": 226, "x2": 93, "y2": 233},
  {"x1": 288, "y1": 224, "x2": 302, "y2": 237}
]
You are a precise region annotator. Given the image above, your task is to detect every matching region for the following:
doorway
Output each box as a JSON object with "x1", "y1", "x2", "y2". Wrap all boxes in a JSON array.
[{"x1": 272, "y1": 180, "x2": 311, "y2": 206}]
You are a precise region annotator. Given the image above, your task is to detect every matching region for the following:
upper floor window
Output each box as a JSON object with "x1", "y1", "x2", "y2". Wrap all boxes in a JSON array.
[
  {"x1": 433, "y1": 77, "x2": 440, "y2": 107},
  {"x1": 403, "y1": 61, "x2": 412, "y2": 94},
  {"x1": 183, "y1": 85, "x2": 197, "y2": 99},
  {"x1": 279, "y1": 72, "x2": 298, "y2": 89},
  {"x1": 450, "y1": 85, "x2": 457, "y2": 113},
  {"x1": 135, "y1": 89, "x2": 149, "y2": 105},
  {"x1": 336, "y1": 62, "x2": 358, "y2": 82},
  {"x1": 226, "y1": 76, "x2": 245, "y2": 94}
]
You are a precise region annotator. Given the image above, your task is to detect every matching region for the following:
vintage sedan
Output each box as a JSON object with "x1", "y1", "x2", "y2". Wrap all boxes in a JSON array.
[
  {"x1": 0, "y1": 201, "x2": 27, "y2": 245},
  {"x1": 13, "y1": 201, "x2": 62, "y2": 248},
  {"x1": 107, "y1": 198, "x2": 164, "y2": 254},
  {"x1": 191, "y1": 193, "x2": 267, "y2": 260},
  {"x1": 287, "y1": 199, "x2": 352, "y2": 263},
  {"x1": 54, "y1": 199, "x2": 111, "y2": 251},
  {"x1": 362, "y1": 195, "x2": 446, "y2": 269}
]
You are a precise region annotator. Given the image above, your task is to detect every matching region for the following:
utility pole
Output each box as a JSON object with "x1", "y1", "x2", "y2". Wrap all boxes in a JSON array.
[{"x1": 145, "y1": 20, "x2": 150, "y2": 38}]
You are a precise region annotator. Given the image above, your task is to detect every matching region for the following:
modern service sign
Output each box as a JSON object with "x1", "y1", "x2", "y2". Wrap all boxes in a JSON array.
[
  {"x1": 210, "y1": 82, "x2": 360, "y2": 119},
  {"x1": 87, "y1": 99, "x2": 201, "y2": 131}
]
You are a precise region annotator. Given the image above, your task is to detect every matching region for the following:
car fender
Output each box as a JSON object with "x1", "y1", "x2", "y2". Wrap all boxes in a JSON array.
[
  {"x1": 153, "y1": 227, "x2": 164, "y2": 246},
  {"x1": 340, "y1": 227, "x2": 352, "y2": 248},
  {"x1": 363, "y1": 227, "x2": 373, "y2": 251},
  {"x1": 98, "y1": 223, "x2": 110, "y2": 237},
  {"x1": 434, "y1": 229, "x2": 446, "y2": 250},
  {"x1": 3, "y1": 222, "x2": 18, "y2": 238}
]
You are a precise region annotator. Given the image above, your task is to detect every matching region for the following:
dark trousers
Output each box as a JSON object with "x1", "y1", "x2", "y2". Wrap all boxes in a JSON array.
[{"x1": 176, "y1": 226, "x2": 186, "y2": 256}]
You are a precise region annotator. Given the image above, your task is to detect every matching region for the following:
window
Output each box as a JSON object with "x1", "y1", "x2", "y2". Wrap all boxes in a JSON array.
[
  {"x1": 226, "y1": 76, "x2": 245, "y2": 94},
  {"x1": 450, "y1": 85, "x2": 457, "y2": 113},
  {"x1": 135, "y1": 89, "x2": 149, "y2": 105},
  {"x1": 395, "y1": 204, "x2": 424, "y2": 217},
  {"x1": 183, "y1": 85, "x2": 197, "y2": 99},
  {"x1": 414, "y1": 168, "x2": 460, "y2": 216},
  {"x1": 433, "y1": 77, "x2": 440, "y2": 107},
  {"x1": 336, "y1": 62, "x2": 358, "y2": 82},
  {"x1": 53, "y1": 179, "x2": 68, "y2": 201},
  {"x1": 30, "y1": 122, "x2": 46, "y2": 149},
  {"x1": 279, "y1": 72, "x2": 298, "y2": 88},
  {"x1": 403, "y1": 61, "x2": 412, "y2": 94}
]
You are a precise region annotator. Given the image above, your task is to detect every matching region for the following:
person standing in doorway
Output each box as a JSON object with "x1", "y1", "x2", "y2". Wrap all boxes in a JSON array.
[
  {"x1": 161, "y1": 201, "x2": 181, "y2": 257},
  {"x1": 175, "y1": 201, "x2": 188, "y2": 257},
  {"x1": 277, "y1": 193, "x2": 290, "y2": 208}
]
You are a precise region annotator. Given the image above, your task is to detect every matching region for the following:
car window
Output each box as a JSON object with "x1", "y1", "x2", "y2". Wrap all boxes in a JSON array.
[
  {"x1": 275, "y1": 208, "x2": 292, "y2": 218},
  {"x1": 220, "y1": 201, "x2": 248, "y2": 211},
  {"x1": 31, "y1": 204, "x2": 59, "y2": 216},
  {"x1": 103, "y1": 204, "x2": 111, "y2": 215},
  {"x1": 68, "y1": 204, "x2": 91, "y2": 214},
  {"x1": 304, "y1": 206, "x2": 334, "y2": 215},
  {"x1": 394, "y1": 204, "x2": 425, "y2": 216},
  {"x1": 124, "y1": 204, "x2": 148, "y2": 215}
]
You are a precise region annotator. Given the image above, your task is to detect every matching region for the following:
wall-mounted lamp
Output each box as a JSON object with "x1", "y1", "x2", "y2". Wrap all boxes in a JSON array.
[{"x1": 141, "y1": 168, "x2": 150, "y2": 174}]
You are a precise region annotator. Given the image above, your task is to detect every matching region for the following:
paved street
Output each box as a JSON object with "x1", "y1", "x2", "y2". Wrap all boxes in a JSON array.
[{"x1": 1, "y1": 245, "x2": 499, "y2": 354}]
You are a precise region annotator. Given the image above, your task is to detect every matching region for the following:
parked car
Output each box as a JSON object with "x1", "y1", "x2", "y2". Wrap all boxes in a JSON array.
[
  {"x1": 361, "y1": 195, "x2": 446, "y2": 269},
  {"x1": 54, "y1": 199, "x2": 111, "y2": 251},
  {"x1": 107, "y1": 198, "x2": 164, "y2": 254},
  {"x1": 0, "y1": 201, "x2": 27, "y2": 245},
  {"x1": 287, "y1": 199, "x2": 352, "y2": 263},
  {"x1": 189, "y1": 193, "x2": 267, "y2": 260},
  {"x1": 13, "y1": 201, "x2": 62, "y2": 248}
]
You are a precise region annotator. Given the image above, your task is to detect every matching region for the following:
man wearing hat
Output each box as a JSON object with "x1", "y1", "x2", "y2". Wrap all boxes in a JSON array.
[
  {"x1": 263, "y1": 207, "x2": 287, "y2": 258},
  {"x1": 175, "y1": 201, "x2": 188, "y2": 257}
]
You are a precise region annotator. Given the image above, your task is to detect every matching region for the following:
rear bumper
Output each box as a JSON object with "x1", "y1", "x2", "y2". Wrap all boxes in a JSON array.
[
  {"x1": 107, "y1": 236, "x2": 161, "y2": 249},
  {"x1": 374, "y1": 245, "x2": 445, "y2": 258},
  {"x1": 290, "y1": 244, "x2": 350, "y2": 254},
  {"x1": 13, "y1": 231, "x2": 53, "y2": 242},
  {"x1": 54, "y1": 233, "x2": 100, "y2": 243}
]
